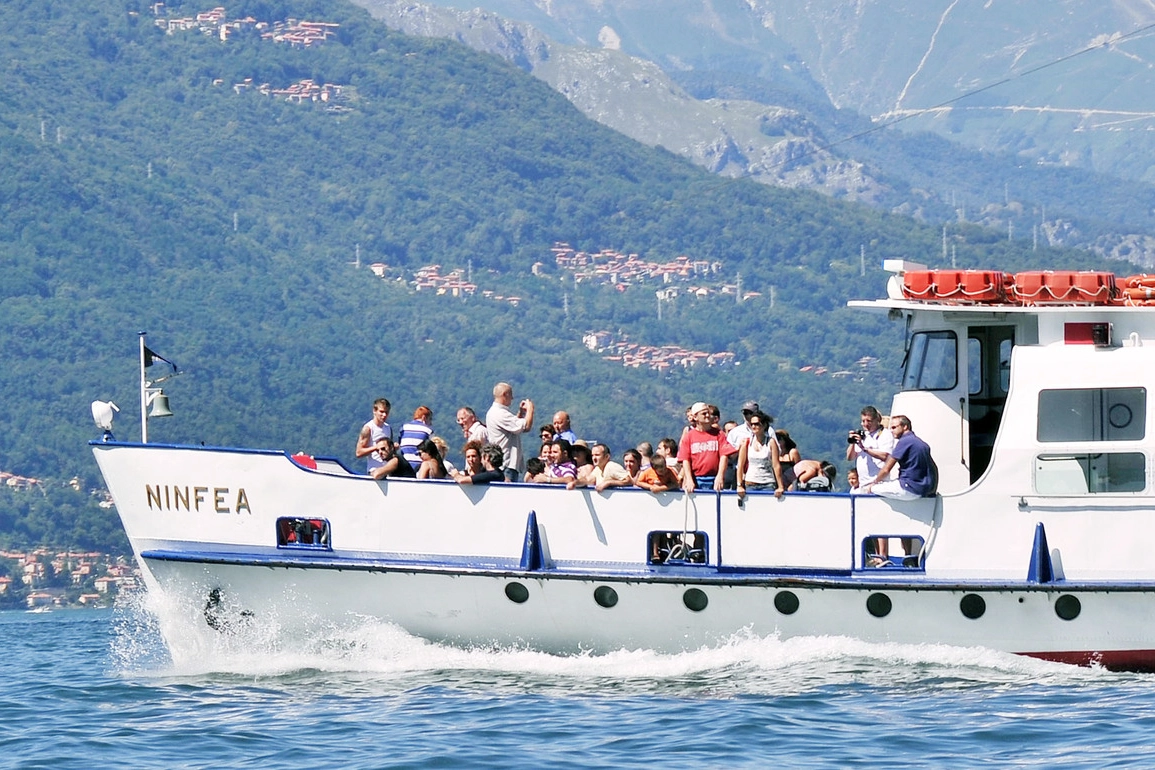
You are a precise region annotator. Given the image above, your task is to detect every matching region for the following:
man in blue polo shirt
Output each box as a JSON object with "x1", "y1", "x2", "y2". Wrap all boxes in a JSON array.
[{"x1": 862, "y1": 415, "x2": 937, "y2": 500}]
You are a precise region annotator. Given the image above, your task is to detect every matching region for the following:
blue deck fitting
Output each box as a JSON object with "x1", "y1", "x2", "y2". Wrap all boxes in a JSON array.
[
  {"x1": 520, "y1": 510, "x2": 543, "y2": 571},
  {"x1": 1027, "y1": 521, "x2": 1054, "y2": 583}
]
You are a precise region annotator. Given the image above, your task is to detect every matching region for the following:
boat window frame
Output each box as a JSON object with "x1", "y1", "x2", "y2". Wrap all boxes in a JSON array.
[
  {"x1": 648, "y1": 530, "x2": 708, "y2": 565},
  {"x1": 276, "y1": 517, "x2": 332, "y2": 550},
  {"x1": 1034, "y1": 452, "x2": 1147, "y2": 495},
  {"x1": 1037, "y1": 387, "x2": 1146, "y2": 443},
  {"x1": 902, "y1": 330, "x2": 958, "y2": 392},
  {"x1": 967, "y1": 336, "x2": 982, "y2": 396}
]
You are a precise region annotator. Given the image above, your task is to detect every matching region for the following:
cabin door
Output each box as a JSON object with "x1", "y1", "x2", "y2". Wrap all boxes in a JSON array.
[{"x1": 966, "y1": 325, "x2": 1014, "y2": 483}]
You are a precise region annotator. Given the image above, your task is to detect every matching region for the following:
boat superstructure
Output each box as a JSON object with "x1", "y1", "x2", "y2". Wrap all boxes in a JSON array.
[{"x1": 93, "y1": 262, "x2": 1155, "y2": 669}]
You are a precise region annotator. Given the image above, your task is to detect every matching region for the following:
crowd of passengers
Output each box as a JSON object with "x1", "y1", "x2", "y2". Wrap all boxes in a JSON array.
[{"x1": 355, "y1": 382, "x2": 936, "y2": 502}]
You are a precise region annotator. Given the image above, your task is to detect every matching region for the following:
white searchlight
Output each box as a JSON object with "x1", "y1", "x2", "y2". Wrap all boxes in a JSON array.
[{"x1": 91, "y1": 400, "x2": 119, "y2": 441}]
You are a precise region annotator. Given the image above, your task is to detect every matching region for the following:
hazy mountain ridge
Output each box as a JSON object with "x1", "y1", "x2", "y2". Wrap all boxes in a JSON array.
[
  {"x1": 757, "y1": 0, "x2": 1155, "y2": 178},
  {"x1": 357, "y1": 0, "x2": 1155, "y2": 266},
  {"x1": 357, "y1": 0, "x2": 885, "y2": 198}
]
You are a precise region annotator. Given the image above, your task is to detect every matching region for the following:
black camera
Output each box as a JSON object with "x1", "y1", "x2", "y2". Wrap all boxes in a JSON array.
[{"x1": 847, "y1": 429, "x2": 865, "y2": 445}]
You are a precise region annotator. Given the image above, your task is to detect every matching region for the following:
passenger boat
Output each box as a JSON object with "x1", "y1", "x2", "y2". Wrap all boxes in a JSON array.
[{"x1": 92, "y1": 261, "x2": 1155, "y2": 670}]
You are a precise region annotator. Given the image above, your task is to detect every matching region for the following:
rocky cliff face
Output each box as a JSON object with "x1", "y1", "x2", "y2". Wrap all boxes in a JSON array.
[
  {"x1": 357, "y1": 0, "x2": 888, "y2": 200},
  {"x1": 356, "y1": 0, "x2": 1155, "y2": 265}
]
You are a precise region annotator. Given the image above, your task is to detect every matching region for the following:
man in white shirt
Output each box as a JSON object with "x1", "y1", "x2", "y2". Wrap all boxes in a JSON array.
[
  {"x1": 725, "y1": 399, "x2": 760, "y2": 450},
  {"x1": 848, "y1": 405, "x2": 896, "y2": 495},
  {"x1": 456, "y1": 406, "x2": 488, "y2": 444},
  {"x1": 590, "y1": 443, "x2": 632, "y2": 492},
  {"x1": 355, "y1": 398, "x2": 392, "y2": 475},
  {"x1": 485, "y1": 382, "x2": 535, "y2": 482}
]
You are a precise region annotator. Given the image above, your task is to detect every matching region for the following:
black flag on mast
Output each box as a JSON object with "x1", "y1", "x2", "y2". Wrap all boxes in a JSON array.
[{"x1": 143, "y1": 346, "x2": 178, "y2": 373}]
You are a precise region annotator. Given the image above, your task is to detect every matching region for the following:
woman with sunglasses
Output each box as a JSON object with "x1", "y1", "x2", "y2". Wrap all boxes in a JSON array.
[{"x1": 736, "y1": 411, "x2": 785, "y2": 501}]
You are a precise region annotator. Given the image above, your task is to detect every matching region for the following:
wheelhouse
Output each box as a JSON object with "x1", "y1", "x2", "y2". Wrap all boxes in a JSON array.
[{"x1": 852, "y1": 261, "x2": 1155, "y2": 496}]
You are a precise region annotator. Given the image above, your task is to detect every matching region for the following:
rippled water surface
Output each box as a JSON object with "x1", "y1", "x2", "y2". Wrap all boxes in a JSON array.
[{"x1": 4, "y1": 597, "x2": 1155, "y2": 769}]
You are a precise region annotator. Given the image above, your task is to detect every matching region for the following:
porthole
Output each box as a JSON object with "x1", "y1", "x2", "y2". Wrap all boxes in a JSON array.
[
  {"x1": 774, "y1": 591, "x2": 799, "y2": 615},
  {"x1": 1055, "y1": 594, "x2": 1081, "y2": 621},
  {"x1": 1109, "y1": 403, "x2": 1133, "y2": 430},
  {"x1": 504, "y1": 582, "x2": 529, "y2": 604},
  {"x1": 866, "y1": 592, "x2": 892, "y2": 618},
  {"x1": 683, "y1": 588, "x2": 708, "y2": 612},
  {"x1": 593, "y1": 585, "x2": 618, "y2": 608},
  {"x1": 960, "y1": 593, "x2": 986, "y2": 619}
]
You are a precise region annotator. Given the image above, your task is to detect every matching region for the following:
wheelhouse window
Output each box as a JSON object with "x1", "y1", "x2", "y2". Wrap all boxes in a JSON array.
[
  {"x1": 902, "y1": 331, "x2": 957, "y2": 391},
  {"x1": 1034, "y1": 453, "x2": 1146, "y2": 494},
  {"x1": 1037, "y1": 388, "x2": 1146, "y2": 442},
  {"x1": 967, "y1": 337, "x2": 982, "y2": 396}
]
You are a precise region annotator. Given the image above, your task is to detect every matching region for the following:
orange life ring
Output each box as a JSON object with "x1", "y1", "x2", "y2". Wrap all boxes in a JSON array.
[{"x1": 1122, "y1": 275, "x2": 1155, "y2": 289}]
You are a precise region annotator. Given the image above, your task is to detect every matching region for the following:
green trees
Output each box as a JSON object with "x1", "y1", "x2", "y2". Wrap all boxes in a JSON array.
[{"x1": 0, "y1": 0, "x2": 1129, "y2": 551}]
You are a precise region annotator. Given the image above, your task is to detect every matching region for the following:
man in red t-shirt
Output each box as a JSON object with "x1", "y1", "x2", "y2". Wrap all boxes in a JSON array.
[{"x1": 677, "y1": 402, "x2": 734, "y2": 493}]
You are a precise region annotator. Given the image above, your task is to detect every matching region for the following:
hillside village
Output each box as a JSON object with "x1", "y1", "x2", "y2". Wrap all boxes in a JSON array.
[
  {"x1": 367, "y1": 242, "x2": 885, "y2": 374},
  {"x1": 151, "y1": 5, "x2": 352, "y2": 107},
  {"x1": 151, "y1": 4, "x2": 339, "y2": 46},
  {"x1": 547, "y1": 243, "x2": 762, "y2": 301},
  {"x1": 0, "y1": 548, "x2": 139, "y2": 610}
]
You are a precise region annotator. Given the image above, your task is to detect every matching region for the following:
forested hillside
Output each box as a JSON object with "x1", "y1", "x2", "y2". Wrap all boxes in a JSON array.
[{"x1": 0, "y1": 0, "x2": 1116, "y2": 552}]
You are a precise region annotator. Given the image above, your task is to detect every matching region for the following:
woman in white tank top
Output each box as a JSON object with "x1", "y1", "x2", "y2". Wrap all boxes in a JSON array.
[{"x1": 736, "y1": 412, "x2": 785, "y2": 501}]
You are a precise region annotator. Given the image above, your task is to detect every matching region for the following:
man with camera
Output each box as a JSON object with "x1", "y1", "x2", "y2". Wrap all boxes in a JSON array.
[
  {"x1": 847, "y1": 405, "x2": 894, "y2": 494},
  {"x1": 486, "y1": 382, "x2": 536, "y2": 482}
]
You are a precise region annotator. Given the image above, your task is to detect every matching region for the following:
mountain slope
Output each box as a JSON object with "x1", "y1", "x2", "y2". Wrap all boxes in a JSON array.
[
  {"x1": 0, "y1": 0, "x2": 1102, "y2": 550},
  {"x1": 359, "y1": 0, "x2": 1155, "y2": 265}
]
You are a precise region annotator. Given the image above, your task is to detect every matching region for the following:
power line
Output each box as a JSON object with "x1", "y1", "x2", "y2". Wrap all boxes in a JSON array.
[{"x1": 744, "y1": 21, "x2": 1155, "y2": 177}]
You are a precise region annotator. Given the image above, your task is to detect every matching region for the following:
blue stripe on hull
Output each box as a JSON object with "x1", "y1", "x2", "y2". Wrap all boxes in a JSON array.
[{"x1": 140, "y1": 548, "x2": 1155, "y2": 592}]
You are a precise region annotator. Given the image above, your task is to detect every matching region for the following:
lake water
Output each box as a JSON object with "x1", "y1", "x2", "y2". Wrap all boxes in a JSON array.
[{"x1": 5, "y1": 597, "x2": 1155, "y2": 769}]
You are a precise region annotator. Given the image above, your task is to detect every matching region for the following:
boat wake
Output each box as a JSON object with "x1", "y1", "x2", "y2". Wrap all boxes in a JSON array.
[{"x1": 108, "y1": 588, "x2": 1126, "y2": 695}]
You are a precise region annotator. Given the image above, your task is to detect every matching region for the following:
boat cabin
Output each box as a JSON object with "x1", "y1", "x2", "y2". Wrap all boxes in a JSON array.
[{"x1": 852, "y1": 261, "x2": 1155, "y2": 497}]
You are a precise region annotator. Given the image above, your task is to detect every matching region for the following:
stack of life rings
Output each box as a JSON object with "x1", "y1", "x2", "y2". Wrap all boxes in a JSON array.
[
  {"x1": 1120, "y1": 274, "x2": 1155, "y2": 306},
  {"x1": 900, "y1": 269, "x2": 1155, "y2": 306}
]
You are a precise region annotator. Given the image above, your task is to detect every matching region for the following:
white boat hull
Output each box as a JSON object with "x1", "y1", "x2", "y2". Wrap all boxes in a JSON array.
[
  {"x1": 93, "y1": 442, "x2": 1155, "y2": 671},
  {"x1": 142, "y1": 554, "x2": 1155, "y2": 668}
]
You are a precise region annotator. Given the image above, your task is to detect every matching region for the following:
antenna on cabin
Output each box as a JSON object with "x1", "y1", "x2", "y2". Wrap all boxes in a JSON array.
[
  {"x1": 770, "y1": 285, "x2": 776, "y2": 309},
  {"x1": 233, "y1": 212, "x2": 238, "y2": 232},
  {"x1": 942, "y1": 226, "x2": 947, "y2": 262},
  {"x1": 41, "y1": 120, "x2": 46, "y2": 141},
  {"x1": 860, "y1": 245, "x2": 865, "y2": 277}
]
